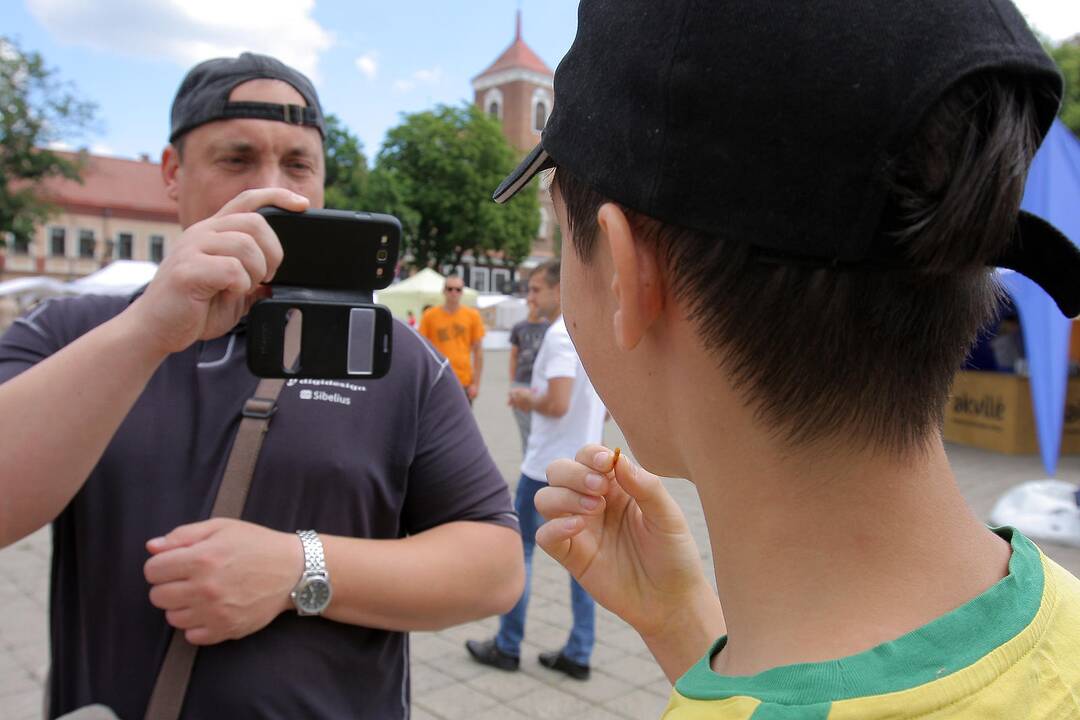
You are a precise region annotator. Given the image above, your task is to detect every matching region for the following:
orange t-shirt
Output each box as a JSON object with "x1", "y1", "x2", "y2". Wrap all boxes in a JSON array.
[{"x1": 419, "y1": 305, "x2": 485, "y2": 387}]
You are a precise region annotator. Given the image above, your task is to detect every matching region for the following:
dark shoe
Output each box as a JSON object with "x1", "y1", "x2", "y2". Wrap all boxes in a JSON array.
[
  {"x1": 466, "y1": 638, "x2": 519, "y2": 671},
  {"x1": 538, "y1": 650, "x2": 590, "y2": 680}
]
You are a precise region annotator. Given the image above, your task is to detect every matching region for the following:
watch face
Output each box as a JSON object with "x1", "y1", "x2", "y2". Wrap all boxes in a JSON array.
[{"x1": 297, "y1": 576, "x2": 332, "y2": 613}]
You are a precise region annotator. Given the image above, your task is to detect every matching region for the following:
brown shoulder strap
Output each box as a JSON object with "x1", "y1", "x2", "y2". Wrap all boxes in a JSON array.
[{"x1": 143, "y1": 377, "x2": 285, "y2": 720}]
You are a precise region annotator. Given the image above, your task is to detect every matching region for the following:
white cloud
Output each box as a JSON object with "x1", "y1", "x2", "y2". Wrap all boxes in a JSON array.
[
  {"x1": 355, "y1": 52, "x2": 378, "y2": 80},
  {"x1": 90, "y1": 142, "x2": 116, "y2": 156},
  {"x1": 393, "y1": 66, "x2": 443, "y2": 94},
  {"x1": 25, "y1": 0, "x2": 333, "y2": 80},
  {"x1": 46, "y1": 140, "x2": 74, "y2": 151},
  {"x1": 1012, "y1": 0, "x2": 1080, "y2": 42}
]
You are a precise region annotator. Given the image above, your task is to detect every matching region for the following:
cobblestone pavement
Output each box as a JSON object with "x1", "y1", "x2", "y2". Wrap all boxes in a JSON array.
[{"x1": 2, "y1": 350, "x2": 1079, "y2": 719}]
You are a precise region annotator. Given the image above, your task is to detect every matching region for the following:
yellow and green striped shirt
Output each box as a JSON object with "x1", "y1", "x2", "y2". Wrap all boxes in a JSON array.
[{"x1": 665, "y1": 528, "x2": 1080, "y2": 719}]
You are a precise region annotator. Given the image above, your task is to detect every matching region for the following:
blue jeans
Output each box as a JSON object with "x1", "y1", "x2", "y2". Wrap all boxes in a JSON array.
[{"x1": 496, "y1": 475, "x2": 596, "y2": 665}]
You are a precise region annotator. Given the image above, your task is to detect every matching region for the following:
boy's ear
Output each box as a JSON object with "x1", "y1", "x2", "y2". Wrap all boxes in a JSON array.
[
  {"x1": 598, "y1": 203, "x2": 664, "y2": 351},
  {"x1": 161, "y1": 145, "x2": 181, "y2": 202}
]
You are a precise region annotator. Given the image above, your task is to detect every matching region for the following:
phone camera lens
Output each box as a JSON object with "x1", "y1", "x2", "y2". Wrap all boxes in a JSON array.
[{"x1": 377, "y1": 249, "x2": 389, "y2": 262}]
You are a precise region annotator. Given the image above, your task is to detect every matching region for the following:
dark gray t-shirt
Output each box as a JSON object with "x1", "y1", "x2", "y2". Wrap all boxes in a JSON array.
[
  {"x1": 0, "y1": 294, "x2": 517, "y2": 720},
  {"x1": 509, "y1": 319, "x2": 550, "y2": 385}
]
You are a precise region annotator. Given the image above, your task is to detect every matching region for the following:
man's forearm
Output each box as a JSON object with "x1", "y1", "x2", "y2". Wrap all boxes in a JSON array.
[
  {"x1": 0, "y1": 312, "x2": 168, "y2": 547},
  {"x1": 472, "y1": 345, "x2": 484, "y2": 387},
  {"x1": 320, "y1": 521, "x2": 524, "y2": 631}
]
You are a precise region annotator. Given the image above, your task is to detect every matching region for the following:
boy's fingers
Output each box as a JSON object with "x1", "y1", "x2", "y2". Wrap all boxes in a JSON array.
[
  {"x1": 535, "y1": 486, "x2": 607, "y2": 521},
  {"x1": 545, "y1": 458, "x2": 610, "y2": 496},
  {"x1": 535, "y1": 516, "x2": 587, "y2": 567},
  {"x1": 574, "y1": 444, "x2": 615, "y2": 472}
]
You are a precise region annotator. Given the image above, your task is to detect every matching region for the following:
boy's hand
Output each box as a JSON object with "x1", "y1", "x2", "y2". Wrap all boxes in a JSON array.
[{"x1": 535, "y1": 445, "x2": 717, "y2": 640}]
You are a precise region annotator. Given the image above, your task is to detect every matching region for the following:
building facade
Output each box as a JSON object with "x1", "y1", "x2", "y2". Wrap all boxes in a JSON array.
[{"x1": 1, "y1": 152, "x2": 180, "y2": 281}]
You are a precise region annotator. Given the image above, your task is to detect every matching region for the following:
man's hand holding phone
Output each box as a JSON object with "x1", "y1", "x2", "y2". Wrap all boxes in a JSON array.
[{"x1": 126, "y1": 188, "x2": 308, "y2": 358}]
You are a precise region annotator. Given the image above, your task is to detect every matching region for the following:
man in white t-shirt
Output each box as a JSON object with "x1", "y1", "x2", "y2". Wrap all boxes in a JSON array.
[{"x1": 466, "y1": 260, "x2": 605, "y2": 680}]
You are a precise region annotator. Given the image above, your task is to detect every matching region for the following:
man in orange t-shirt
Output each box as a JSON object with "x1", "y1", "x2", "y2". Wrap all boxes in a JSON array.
[{"x1": 420, "y1": 275, "x2": 485, "y2": 403}]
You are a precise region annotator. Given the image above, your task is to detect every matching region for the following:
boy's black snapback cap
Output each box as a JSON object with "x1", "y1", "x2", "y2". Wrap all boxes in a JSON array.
[
  {"x1": 495, "y1": 0, "x2": 1080, "y2": 317},
  {"x1": 169, "y1": 52, "x2": 325, "y2": 143}
]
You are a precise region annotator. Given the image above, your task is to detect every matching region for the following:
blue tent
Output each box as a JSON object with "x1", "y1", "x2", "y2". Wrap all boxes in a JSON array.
[{"x1": 999, "y1": 120, "x2": 1080, "y2": 475}]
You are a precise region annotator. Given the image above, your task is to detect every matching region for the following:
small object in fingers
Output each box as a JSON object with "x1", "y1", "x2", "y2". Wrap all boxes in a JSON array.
[{"x1": 607, "y1": 448, "x2": 621, "y2": 474}]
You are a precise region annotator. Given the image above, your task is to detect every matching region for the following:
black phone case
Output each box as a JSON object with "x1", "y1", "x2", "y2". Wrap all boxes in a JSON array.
[{"x1": 246, "y1": 298, "x2": 393, "y2": 379}]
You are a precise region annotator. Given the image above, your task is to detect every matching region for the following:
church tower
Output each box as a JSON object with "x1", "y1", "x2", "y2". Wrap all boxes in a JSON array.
[{"x1": 472, "y1": 12, "x2": 557, "y2": 259}]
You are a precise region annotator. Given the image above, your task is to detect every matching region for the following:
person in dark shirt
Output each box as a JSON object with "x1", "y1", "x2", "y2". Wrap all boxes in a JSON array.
[
  {"x1": 0, "y1": 52, "x2": 523, "y2": 720},
  {"x1": 508, "y1": 295, "x2": 550, "y2": 452}
]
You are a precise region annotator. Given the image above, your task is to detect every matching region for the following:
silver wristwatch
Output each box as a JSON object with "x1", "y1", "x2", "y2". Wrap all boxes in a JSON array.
[{"x1": 290, "y1": 529, "x2": 332, "y2": 616}]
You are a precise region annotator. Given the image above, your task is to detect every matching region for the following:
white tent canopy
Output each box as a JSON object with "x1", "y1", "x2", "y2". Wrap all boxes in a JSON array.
[
  {"x1": 376, "y1": 268, "x2": 478, "y2": 321},
  {"x1": 68, "y1": 260, "x2": 158, "y2": 295}
]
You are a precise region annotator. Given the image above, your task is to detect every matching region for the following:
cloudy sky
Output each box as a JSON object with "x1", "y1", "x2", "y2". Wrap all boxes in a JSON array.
[{"x1": 5, "y1": 0, "x2": 1078, "y2": 162}]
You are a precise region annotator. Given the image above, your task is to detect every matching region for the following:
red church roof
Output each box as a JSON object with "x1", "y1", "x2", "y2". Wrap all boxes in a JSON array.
[
  {"x1": 474, "y1": 12, "x2": 553, "y2": 80},
  {"x1": 36, "y1": 151, "x2": 178, "y2": 222}
]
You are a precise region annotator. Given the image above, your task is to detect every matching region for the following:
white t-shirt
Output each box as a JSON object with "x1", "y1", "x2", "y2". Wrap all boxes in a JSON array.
[{"x1": 520, "y1": 316, "x2": 606, "y2": 482}]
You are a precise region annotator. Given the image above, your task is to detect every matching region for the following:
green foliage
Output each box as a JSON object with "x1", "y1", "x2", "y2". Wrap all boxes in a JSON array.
[
  {"x1": 0, "y1": 37, "x2": 96, "y2": 249},
  {"x1": 371, "y1": 104, "x2": 539, "y2": 270},
  {"x1": 322, "y1": 113, "x2": 370, "y2": 210},
  {"x1": 1048, "y1": 38, "x2": 1080, "y2": 136}
]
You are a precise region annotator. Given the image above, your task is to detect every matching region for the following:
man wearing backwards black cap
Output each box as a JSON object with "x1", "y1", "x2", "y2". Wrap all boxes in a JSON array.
[
  {"x1": 0, "y1": 53, "x2": 523, "y2": 719},
  {"x1": 492, "y1": 0, "x2": 1080, "y2": 717}
]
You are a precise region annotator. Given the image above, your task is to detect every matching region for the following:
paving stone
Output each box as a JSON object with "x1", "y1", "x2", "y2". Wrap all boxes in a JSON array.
[
  {"x1": 602, "y1": 688, "x2": 672, "y2": 720},
  {"x1": 556, "y1": 669, "x2": 638, "y2": 705},
  {"x1": 468, "y1": 704, "x2": 533, "y2": 720},
  {"x1": 601, "y1": 654, "x2": 667, "y2": 686},
  {"x1": 410, "y1": 706, "x2": 440, "y2": 720},
  {"x1": 2, "y1": 688, "x2": 46, "y2": 720},
  {"x1": 410, "y1": 632, "x2": 463, "y2": 663},
  {"x1": 413, "y1": 681, "x2": 499, "y2": 720},
  {"x1": 0, "y1": 664, "x2": 38, "y2": 699},
  {"x1": 507, "y1": 686, "x2": 597, "y2": 719},
  {"x1": 466, "y1": 665, "x2": 547, "y2": 701},
  {"x1": 410, "y1": 661, "x2": 459, "y2": 695}
]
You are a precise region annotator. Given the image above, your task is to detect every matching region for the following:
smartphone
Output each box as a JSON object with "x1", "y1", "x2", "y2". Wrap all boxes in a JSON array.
[
  {"x1": 257, "y1": 207, "x2": 401, "y2": 291},
  {"x1": 247, "y1": 298, "x2": 394, "y2": 379}
]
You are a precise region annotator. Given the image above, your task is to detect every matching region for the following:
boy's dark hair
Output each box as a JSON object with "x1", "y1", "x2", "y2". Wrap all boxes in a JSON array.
[
  {"x1": 530, "y1": 260, "x2": 561, "y2": 288},
  {"x1": 556, "y1": 73, "x2": 1039, "y2": 452}
]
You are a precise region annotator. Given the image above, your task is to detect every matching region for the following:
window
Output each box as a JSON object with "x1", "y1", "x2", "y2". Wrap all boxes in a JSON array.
[
  {"x1": 117, "y1": 232, "x2": 134, "y2": 260},
  {"x1": 78, "y1": 229, "x2": 96, "y2": 259},
  {"x1": 8, "y1": 233, "x2": 29, "y2": 255},
  {"x1": 471, "y1": 266, "x2": 490, "y2": 293},
  {"x1": 538, "y1": 207, "x2": 551, "y2": 238},
  {"x1": 493, "y1": 269, "x2": 511, "y2": 294},
  {"x1": 49, "y1": 227, "x2": 66, "y2": 257},
  {"x1": 150, "y1": 235, "x2": 165, "y2": 263},
  {"x1": 534, "y1": 101, "x2": 547, "y2": 132},
  {"x1": 483, "y1": 88, "x2": 503, "y2": 121}
]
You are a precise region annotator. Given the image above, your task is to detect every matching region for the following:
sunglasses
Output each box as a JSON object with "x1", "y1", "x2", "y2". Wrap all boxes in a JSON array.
[{"x1": 445, "y1": 287, "x2": 463, "y2": 293}]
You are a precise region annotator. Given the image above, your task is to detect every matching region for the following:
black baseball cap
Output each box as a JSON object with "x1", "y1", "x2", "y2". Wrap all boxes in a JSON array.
[
  {"x1": 169, "y1": 52, "x2": 325, "y2": 143},
  {"x1": 495, "y1": 0, "x2": 1080, "y2": 317}
]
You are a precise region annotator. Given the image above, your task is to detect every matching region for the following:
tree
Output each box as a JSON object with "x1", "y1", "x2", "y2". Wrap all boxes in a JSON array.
[
  {"x1": 322, "y1": 113, "x2": 370, "y2": 210},
  {"x1": 1048, "y1": 37, "x2": 1080, "y2": 136},
  {"x1": 0, "y1": 37, "x2": 96, "y2": 250},
  {"x1": 370, "y1": 104, "x2": 539, "y2": 270}
]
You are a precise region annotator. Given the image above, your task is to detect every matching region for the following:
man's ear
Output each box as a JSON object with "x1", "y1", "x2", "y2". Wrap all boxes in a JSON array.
[
  {"x1": 161, "y1": 145, "x2": 181, "y2": 202},
  {"x1": 598, "y1": 203, "x2": 664, "y2": 351}
]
